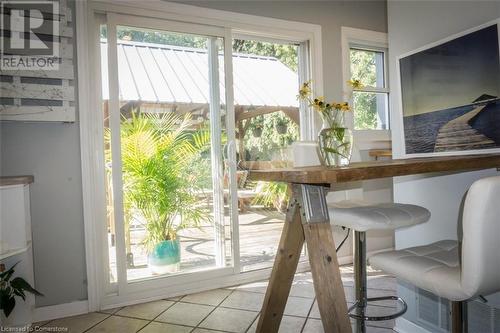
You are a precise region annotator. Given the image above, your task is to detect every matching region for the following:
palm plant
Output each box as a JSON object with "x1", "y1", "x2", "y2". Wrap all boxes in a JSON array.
[
  {"x1": 253, "y1": 181, "x2": 289, "y2": 213},
  {"x1": 105, "y1": 111, "x2": 212, "y2": 252}
]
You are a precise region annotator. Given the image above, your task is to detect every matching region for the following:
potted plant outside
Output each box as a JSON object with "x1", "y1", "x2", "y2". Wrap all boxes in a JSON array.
[
  {"x1": 275, "y1": 117, "x2": 288, "y2": 134},
  {"x1": 109, "y1": 112, "x2": 212, "y2": 274},
  {"x1": 252, "y1": 115, "x2": 264, "y2": 138},
  {"x1": 252, "y1": 124, "x2": 263, "y2": 138}
]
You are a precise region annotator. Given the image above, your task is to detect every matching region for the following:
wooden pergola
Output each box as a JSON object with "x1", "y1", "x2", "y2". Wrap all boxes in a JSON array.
[{"x1": 103, "y1": 100, "x2": 299, "y2": 163}]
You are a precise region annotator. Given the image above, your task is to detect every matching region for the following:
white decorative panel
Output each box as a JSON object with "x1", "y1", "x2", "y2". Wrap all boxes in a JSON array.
[{"x1": 0, "y1": 0, "x2": 75, "y2": 122}]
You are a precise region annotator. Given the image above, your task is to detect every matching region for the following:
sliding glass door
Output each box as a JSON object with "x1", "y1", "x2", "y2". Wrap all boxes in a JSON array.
[
  {"x1": 100, "y1": 13, "x2": 237, "y2": 295},
  {"x1": 93, "y1": 10, "x2": 313, "y2": 305}
]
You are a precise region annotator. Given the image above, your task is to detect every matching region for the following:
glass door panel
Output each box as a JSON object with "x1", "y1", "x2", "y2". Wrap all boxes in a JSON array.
[
  {"x1": 230, "y1": 37, "x2": 306, "y2": 271},
  {"x1": 102, "y1": 21, "x2": 232, "y2": 284}
]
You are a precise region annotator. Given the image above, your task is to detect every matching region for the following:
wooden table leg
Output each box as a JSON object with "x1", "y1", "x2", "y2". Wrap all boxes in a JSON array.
[
  {"x1": 256, "y1": 184, "x2": 351, "y2": 333},
  {"x1": 256, "y1": 195, "x2": 305, "y2": 333},
  {"x1": 299, "y1": 184, "x2": 352, "y2": 333},
  {"x1": 304, "y1": 223, "x2": 352, "y2": 333}
]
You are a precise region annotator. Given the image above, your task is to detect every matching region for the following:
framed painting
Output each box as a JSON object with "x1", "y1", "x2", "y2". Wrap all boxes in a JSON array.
[{"x1": 397, "y1": 20, "x2": 500, "y2": 157}]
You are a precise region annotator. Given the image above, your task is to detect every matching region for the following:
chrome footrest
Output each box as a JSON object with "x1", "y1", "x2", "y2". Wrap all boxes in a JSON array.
[{"x1": 348, "y1": 296, "x2": 408, "y2": 321}]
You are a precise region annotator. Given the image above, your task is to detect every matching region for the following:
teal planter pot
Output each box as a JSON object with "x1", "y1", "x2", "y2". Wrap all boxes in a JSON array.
[{"x1": 148, "y1": 239, "x2": 181, "y2": 275}]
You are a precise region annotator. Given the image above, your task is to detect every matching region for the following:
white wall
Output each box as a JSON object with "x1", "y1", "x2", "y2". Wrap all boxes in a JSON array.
[
  {"x1": 0, "y1": 123, "x2": 88, "y2": 307},
  {"x1": 387, "y1": 1, "x2": 500, "y2": 329}
]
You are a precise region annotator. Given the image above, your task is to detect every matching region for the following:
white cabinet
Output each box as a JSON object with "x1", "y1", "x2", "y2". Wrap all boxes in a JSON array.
[{"x1": 0, "y1": 177, "x2": 35, "y2": 328}]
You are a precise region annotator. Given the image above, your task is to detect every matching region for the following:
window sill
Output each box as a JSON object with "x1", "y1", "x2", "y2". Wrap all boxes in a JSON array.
[
  {"x1": 354, "y1": 129, "x2": 390, "y2": 141},
  {"x1": 353, "y1": 129, "x2": 391, "y2": 150}
]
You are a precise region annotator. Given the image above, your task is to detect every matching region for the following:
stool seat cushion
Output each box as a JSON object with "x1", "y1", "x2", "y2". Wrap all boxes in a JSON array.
[
  {"x1": 369, "y1": 240, "x2": 470, "y2": 301},
  {"x1": 329, "y1": 203, "x2": 431, "y2": 232}
]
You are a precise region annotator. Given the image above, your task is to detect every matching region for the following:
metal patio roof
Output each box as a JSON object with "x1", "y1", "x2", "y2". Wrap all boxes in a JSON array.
[{"x1": 101, "y1": 40, "x2": 299, "y2": 108}]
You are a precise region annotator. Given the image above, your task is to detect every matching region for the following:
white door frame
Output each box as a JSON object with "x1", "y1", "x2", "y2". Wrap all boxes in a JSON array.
[{"x1": 77, "y1": 0, "x2": 323, "y2": 311}]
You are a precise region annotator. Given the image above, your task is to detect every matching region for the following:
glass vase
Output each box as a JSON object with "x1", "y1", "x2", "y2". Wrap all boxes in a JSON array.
[{"x1": 318, "y1": 125, "x2": 353, "y2": 167}]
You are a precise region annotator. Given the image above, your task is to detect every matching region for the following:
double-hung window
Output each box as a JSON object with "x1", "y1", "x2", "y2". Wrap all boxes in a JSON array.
[
  {"x1": 350, "y1": 47, "x2": 389, "y2": 130},
  {"x1": 342, "y1": 27, "x2": 390, "y2": 141}
]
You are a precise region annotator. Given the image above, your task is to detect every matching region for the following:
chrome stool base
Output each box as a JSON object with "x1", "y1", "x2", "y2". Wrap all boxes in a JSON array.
[
  {"x1": 348, "y1": 296, "x2": 408, "y2": 321},
  {"x1": 352, "y1": 231, "x2": 407, "y2": 333}
]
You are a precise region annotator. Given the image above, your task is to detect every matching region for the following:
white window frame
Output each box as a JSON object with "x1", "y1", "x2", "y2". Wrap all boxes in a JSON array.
[
  {"x1": 341, "y1": 27, "x2": 391, "y2": 147},
  {"x1": 77, "y1": 0, "x2": 323, "y2": 311}
]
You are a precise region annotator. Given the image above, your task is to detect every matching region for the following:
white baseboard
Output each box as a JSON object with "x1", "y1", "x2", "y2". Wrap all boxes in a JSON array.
[
  {"x1": 33, "y1": 300, "x2": 89, "y2": 322},
  {"x1": 394, "y1": 318, "x2": 433, "y2": 333}
]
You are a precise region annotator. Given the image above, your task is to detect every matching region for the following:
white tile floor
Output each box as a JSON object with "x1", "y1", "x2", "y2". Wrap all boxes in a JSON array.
[{"x1": 35, "y1": 265, "x2": 398, "y2": 333}]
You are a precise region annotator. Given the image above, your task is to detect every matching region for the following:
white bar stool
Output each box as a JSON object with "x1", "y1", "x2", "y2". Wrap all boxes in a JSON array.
[
  {"x1": 370, "y1": 176, "x2": 500, "y2": 333},
  {"x1": 330, "y1": 201, "x2": 431, "y2": 333}
]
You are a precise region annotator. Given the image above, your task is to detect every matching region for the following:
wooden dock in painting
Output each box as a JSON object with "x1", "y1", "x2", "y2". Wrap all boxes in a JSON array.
[{"x1": 434, "y1": 105, "x2": 496, "y2": 152}]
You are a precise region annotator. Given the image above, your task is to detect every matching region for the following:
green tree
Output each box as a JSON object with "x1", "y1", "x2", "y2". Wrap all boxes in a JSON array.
[
  {"x1": 101, "y1": 26, "x2": 207, "y2": 49},
  {"x1": 233, "y1": 39, "x2": 298, "y2": 72},
  {"x1": 353, "y1": 92, "x2": 378, "y2": 130}
]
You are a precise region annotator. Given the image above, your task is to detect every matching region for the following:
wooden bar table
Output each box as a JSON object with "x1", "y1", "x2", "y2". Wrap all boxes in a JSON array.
[{"x1": 249, "y1": 154, "x2": 500, "y2": 333}]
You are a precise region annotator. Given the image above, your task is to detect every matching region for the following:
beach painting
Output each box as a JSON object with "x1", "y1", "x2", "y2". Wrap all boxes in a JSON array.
[{"x1": 399, "y1": 22, "x2": 500, "y2": 156}]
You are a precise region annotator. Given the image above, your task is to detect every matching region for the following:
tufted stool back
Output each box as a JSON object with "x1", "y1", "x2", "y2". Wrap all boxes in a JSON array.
[{"x1": 461, "y1": 176, "x2": 500, "y2": 298}]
